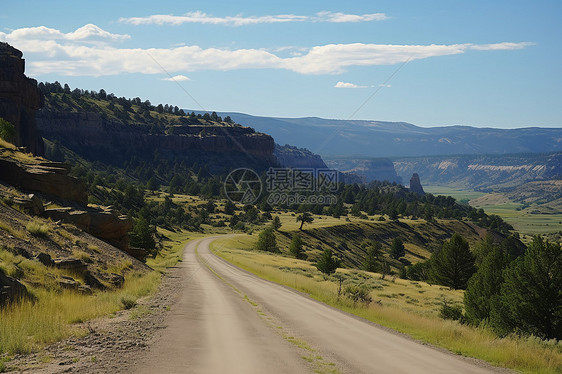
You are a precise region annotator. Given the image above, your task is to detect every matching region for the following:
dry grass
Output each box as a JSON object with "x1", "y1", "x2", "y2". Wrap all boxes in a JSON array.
[
  {"x1": 26, "y1": 219, "x2": 50, "y2": 237},
  {"x1": 0, "y1": 220, "x2": 26, "y2": 239},
  {"x1": 0, "y1": 271, "x2": 159, "y2": 354},
  {"x1": 0, "y1": 230, "x2": 199, "y2": 356},
  {"x1": 211, "y1": 235, "x2": 562, "y2": 374}
]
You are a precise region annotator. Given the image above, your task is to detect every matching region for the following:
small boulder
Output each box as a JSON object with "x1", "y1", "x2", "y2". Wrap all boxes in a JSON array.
[
  {"x1": 35, "y1": 252, "x2": 54, "y2": 267},
  {"x1": 84, "y1": 271, "x2": 106, "y2": 290},
  {"x1": 78, "y1": 285, "x2": 93, "y2": 295},
  {"x1": 58, "y1": 276, "x2": 79, "y2": 290},
  {"x1": 0, "y1": 268, "x2": 28, "y2": 306},
  {"x1": 107, "y1": 273, "x2": 125, "y2": 288},
  {"x1": 53, "y1": 258, "x2": 87, "y2": 273}
]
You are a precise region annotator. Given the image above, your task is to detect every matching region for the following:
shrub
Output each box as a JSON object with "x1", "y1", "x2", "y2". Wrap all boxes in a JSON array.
[
  {"x1": 344, "y1": 284, "x2": 373, "y2": 305},
  {"x1": 121, "y1": 296, "x2": 137, "y2": 310},
  {"x1": 0, "y1": 118, "x2": 15, "y2": 144},
  {"x1": 26, "y1": 219, "x2": 49, "y2": 237},
  {"x1": 440, "y1": 299, "x2": 464, "y2": 321},
  {"x1": 316, "y1": 248, "x2": 340, "y2": 275}
]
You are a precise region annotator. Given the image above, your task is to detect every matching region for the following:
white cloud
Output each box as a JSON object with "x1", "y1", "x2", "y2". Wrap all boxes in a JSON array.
[
  {"x1": 0, "y1": 25, "x2": 533, "y2": 77},
  {"x1": 378, "y1": 84, "x2": 391, "y2": 88},
  {"x1": 119, "y1": 11, "x2": 388, "y2": 26},
  {"x1": 316, "y1": 11, "x2": 388, "y2": 23},
  {"x1": 335, "y1": 81, "x2": 367, "y2": 88},
  {"x1": 162, "y1": 74, "x2": 190, "y2": 81},
  {"x1": 0, "y1": 24, "x2": 129, "y2": 43},
  {"x1": 468, "y1": 42, "x2": 535, "y2": 50}
]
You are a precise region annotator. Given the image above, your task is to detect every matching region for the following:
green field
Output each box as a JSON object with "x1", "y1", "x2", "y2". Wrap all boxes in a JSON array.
[{"x1": 425, "y1": 185, "x2": 562, "y2": 236}]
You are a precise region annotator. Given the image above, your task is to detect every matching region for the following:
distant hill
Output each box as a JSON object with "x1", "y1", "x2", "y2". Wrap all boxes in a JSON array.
[{"x1": 206, "y1": 112, "x2": 562, "y2": 158}]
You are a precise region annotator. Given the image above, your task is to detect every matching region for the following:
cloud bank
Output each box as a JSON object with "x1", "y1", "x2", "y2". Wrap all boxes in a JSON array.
[
  {"x1": 119, "y1": 11, "x2": 388, "y2": 26},
  {"x1": 0, "y1": 25, "x2": 533, "y2": 77}
]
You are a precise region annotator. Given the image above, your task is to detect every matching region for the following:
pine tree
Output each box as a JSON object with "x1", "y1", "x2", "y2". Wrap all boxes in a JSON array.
[
  {"x1": 464, "y1": 241, "x2": 510, "y2": 325},
  {"x1": 289, "y1": 234, "x2": 306, "y2": 259},
  {"x1": 490, "y1": 236, "x2": 562, "y2": 339},
  {"x1": 224, "y1": 200, "x2": 236, "y2": 215},
  {"x1": 362, "y1": 241, "x2": 381, "y2": 272},
  {"x1": 316, "y1": 248, "x2": 340, "y2": 275},
  {"x1": 390, "y1": 237, "x2": 405, "y2": 260},
  {"x1": 130, "y1": 216, "x2": 156, "y2": 251},
  {"x1": 272, "y1": 216, "x2": 282, "y2": 231},
  {"x1": 431, "y1": 234, "x2": 475, "y2": 289},
  {"x1": 255, "y1": 226, "x2": 279, "y2": 253}
]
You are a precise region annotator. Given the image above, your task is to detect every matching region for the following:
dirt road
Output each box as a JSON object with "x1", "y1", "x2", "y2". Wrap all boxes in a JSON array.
[{"x1": 134, "y1": 236, "x2": 502, "y2": 374}]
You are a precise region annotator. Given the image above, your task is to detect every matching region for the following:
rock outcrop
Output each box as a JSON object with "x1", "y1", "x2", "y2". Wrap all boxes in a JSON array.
[
  {"x1": 0, "y1": 267, "x2": 28, "y2": 306},
  {"x1": 274, "y1": 144, "x2": 328, "y2": 169},
  {"x1": 44, "y1": 207, "x2": 132, "y2": 251},
  {"x1": 409, "y1": 173, "x2": 425, "y2": 194},
  {"x1": 36, "y1": 111, "x2": 276, "y2": 167},
  {"x1": 0, "y1": 42, "x2": 44, "y2": 155},
  {"x1": 0, "y1": 157, "x2": 87, "y2": 204}
]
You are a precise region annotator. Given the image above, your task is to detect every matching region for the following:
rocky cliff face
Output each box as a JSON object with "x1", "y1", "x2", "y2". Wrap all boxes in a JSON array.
[
  {"x1": 274, "y1": 144, "x2": 327, "y2": 169},
  {"x1": 36, "y1": 111, "x2": 276, "y2": 168},
  {"x1": 0, "y1": 43, "x2": 44, "y2": 155},
  {"x1": 0, "y1": 156, "x2": 87, "y2": 204},
  {"x1": 324, "y1": 158, "x2": 402, "y2": 184},
  {"x1": 393, "y1": 152, "x2": 561, "y2": 191},
  {"x1": 44, "y1": 207, "x2": 132, "y2": 252}
]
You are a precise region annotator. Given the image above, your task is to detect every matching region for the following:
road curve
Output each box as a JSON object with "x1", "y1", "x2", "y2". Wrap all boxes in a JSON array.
[{"x1": 134, "y1": 236, "x2": 500, "y2": 374}]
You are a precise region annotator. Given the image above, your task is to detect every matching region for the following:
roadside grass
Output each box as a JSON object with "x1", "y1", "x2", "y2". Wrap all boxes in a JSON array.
[
  {"x1": 0, "y1": 271, "x2": 158, "y2": 355},
  {"x1": 211, "y1": 235, "x2": 562, "y2": 374},
  {"x1": 0, "y1": 229, "x2": 197, "y2": 356}
]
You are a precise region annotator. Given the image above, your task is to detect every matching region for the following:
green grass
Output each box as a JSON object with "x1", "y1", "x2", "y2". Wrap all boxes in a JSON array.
[
  {"x1": 211, "y1": 235, "x2": 562, "y2": 374},
  {"x1": 424, "y1": 185, "x2": 487, "y2": 202},
  {"x1": 425, "y1": 185, "x2": 562, "y2": 235}
]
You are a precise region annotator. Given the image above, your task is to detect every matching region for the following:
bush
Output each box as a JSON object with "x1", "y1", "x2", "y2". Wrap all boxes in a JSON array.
[
  {"x1": 26, "y1": 219, "x2": 49, "y2": 237},
  {"x1": 316, "y1": 248, "x2": 340, "y2": 275},
  {"x1": 0, "y1": 118, "x2": 15, "y2": 144},
  {"x1": 440, "y1": 299, "x2": 464, "y2": 321},
  {"x1": 344, "y1": 284, "x2": 373, "y2": 305},
  {"x1": 121, "y1": 296, "x2": 137, "y2": 310}
]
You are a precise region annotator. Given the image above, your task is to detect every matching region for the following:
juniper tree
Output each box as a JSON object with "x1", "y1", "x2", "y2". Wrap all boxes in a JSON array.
[{"x1": 431, "y1": 234, "x2": 475, "y2": 289}]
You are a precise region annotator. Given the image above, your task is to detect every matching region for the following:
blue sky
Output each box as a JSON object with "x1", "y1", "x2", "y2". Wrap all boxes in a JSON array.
[{"x1": 1, "y1": 0, "x2": 560, "y2": 128}]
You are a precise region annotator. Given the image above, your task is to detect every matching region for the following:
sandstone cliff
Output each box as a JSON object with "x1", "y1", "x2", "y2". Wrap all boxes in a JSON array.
[
  {"x1": 0, "y1": 43, "x2": 44, "y2": 155},
  {"x1": 36, "y1": 110, "x2": 276, "y2": 169},
  {"x1": 0, "y1": 154, "x2": 87, "y2": 204},
  {"x1": 274, "y1": 144, "x2": 328, "y2": 169}
]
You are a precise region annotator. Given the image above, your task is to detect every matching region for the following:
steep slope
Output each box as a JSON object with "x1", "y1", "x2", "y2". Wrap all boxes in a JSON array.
[{"x1": 209, "y1": 112, "x2": 562, "y2": 158}]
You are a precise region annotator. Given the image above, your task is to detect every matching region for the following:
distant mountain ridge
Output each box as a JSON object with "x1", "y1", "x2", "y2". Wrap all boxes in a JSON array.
[{"x1": 204, "y1": 112, "x2": 562, "y2": 158}]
